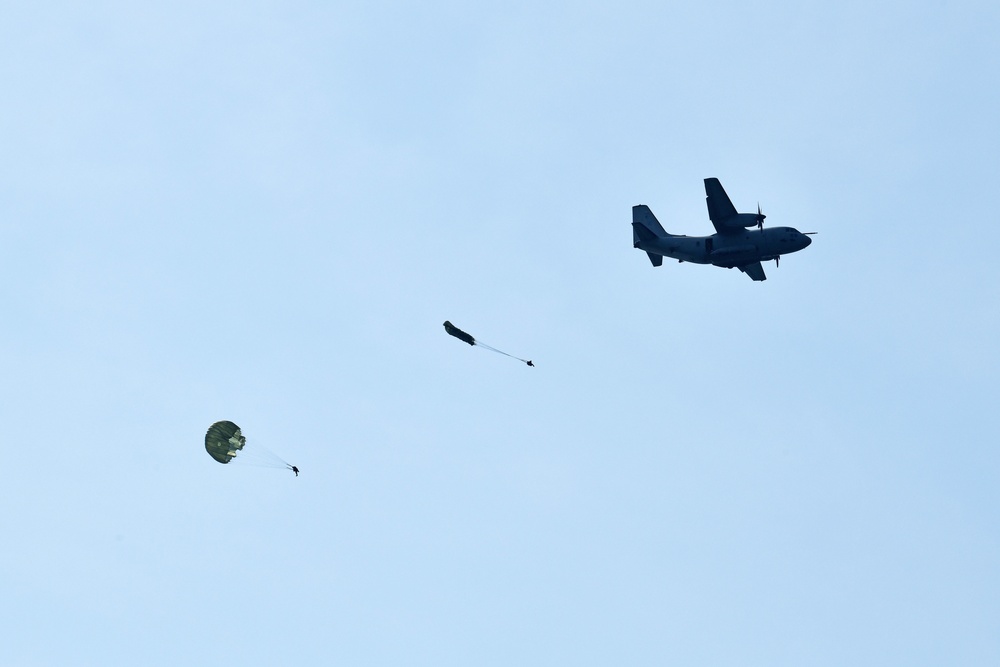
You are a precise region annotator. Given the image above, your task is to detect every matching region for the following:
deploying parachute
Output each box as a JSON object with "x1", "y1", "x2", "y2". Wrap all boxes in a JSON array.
[
  {"x1": 205, "y1": 420, "x2": 298, "y2": 475},
  {"x1": 443, "y1": 321, "x2": 534, "y2": 367}
]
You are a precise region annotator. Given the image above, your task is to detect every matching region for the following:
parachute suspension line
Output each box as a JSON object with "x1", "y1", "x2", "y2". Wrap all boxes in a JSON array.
[
  {"x1": 232, "y1": 460, "x2": 287, "y2": 470},
  {"x1": 230, "y1": 456, "x2": 289, "y2": 470},
  {"x1": 474, "y1": 341, "x2": 532, "y2": 365},
  {"x1": 230, "y1": 440, "x2": 290, "y2": 469},
  {"x1": 251, "y1": 441, "x2": 291, "y2": 467}
]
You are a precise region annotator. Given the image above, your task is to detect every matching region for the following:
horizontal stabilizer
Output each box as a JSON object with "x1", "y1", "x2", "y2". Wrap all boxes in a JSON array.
[{"x1": 646, "y1": 252, "x2": 663, "y2": 267}]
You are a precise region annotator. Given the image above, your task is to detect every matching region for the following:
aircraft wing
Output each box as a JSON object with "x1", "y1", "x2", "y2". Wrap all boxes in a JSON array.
[
  {"x1": 738, "y1": 261, "x2": 767, "y2": 281},
  {"x1": 705, "y1": 178, "x2": 738, "y2": 232}
]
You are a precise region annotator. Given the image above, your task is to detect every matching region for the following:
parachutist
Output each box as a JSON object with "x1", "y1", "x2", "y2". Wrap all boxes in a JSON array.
[
  {"x1": 526, "y1": 360, "x2": 534, "y2": 367},
  {"x1": 290, "y1": 465, "x2": 299, "y2": 477}
]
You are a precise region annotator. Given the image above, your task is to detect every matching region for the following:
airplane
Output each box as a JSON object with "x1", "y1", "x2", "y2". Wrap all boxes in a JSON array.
[{"x1": 632, "y1": 178, "x2": 815, "y2": 281}]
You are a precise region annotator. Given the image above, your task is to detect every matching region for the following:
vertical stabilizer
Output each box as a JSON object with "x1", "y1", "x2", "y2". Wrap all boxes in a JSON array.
[{"x1": 632, "y1": 205, "x2": 668, "y2": 237}]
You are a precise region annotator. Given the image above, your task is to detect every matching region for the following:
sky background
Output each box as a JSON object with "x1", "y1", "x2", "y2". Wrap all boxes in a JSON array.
[{"x1": 1, "y1": 1, "x2": 998, "y2": 665}]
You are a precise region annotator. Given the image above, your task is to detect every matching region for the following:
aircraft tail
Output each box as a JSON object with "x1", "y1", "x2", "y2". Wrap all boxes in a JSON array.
[
  {"x1": 632, "y1": 205, "x2": 669, "y2": 238},
  {"x1": 632, "y1": 205, "x2": 669, "y2": 267}
]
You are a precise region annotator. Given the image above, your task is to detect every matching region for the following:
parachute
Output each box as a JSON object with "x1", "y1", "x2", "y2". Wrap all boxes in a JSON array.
[
  {"x1": 443, "y1": 321, "x2": 534, "y2": 367},
  {"x1": 205, "y1": 420, "x2": 298, "y2": 474},
  {"x1": 205, "y1": 420, "x2": 245, "y2": 464}
]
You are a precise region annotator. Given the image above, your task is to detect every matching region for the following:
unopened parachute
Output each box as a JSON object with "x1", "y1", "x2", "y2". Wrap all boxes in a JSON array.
[
  {"x1": 205, "y1": 420, "x2": 298, "y2": 474},
  {"x1": 443, "y1": 321, "x2": 534, "y2": 367}
]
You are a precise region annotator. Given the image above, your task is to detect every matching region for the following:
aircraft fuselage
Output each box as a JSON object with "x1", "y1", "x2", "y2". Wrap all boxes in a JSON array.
[{"x1": 636, "y1": 226, "x2": 812, "y2": 268}]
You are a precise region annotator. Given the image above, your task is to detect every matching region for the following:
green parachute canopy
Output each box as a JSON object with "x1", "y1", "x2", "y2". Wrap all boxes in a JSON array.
[{"x1": 205, "y1": 420, "x2": 246, "y2": 464}]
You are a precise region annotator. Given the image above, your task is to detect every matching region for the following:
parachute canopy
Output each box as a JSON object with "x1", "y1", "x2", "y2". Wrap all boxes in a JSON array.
[
  {"x1": 205, "y1": 420, "x2": 246, "y2": 464},
  {"x1": 443, "y1": 320, "x2": 476, "y2": 345}
]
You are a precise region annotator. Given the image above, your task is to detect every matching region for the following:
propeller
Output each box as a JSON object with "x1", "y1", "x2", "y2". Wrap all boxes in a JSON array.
[
  {"x1": 756, "y1": 203, "x2": 766, "y2": 230},
  {"x1": 803, "y1": 231, "x2": 818, "y2": 235}
]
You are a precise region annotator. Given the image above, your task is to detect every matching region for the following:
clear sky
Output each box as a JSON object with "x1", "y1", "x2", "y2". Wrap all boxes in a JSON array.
[{"x1": 2, "y1": 2, "x2": 998, "y2": 665}]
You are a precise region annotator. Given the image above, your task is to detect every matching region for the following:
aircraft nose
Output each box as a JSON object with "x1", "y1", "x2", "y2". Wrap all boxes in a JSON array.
[{"x1": 801, "y1": 233, "x2": 812, "y2": 248}]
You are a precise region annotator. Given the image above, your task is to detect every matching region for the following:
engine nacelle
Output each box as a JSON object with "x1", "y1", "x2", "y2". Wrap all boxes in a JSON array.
[{"x1": 716, "y1": 213, "x2": 762, "y2": 231}]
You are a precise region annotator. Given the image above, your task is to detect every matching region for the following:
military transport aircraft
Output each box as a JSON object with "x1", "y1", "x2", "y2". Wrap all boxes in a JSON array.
[{"x1": 632, "y1": 178, "x2": 815, "y2": 281}]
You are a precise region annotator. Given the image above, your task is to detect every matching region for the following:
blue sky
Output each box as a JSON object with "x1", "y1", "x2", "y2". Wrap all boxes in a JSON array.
[{"x1": 1, "y1": 2, "x2": 998, "y2": 665}]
